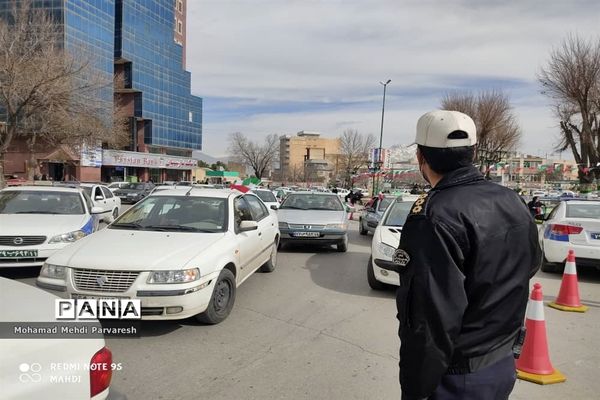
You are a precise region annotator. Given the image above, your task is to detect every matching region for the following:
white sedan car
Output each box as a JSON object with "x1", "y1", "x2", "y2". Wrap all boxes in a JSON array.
[
  {"x1": 367, "y1": 198, "x2": 414, "y2": 289},
  {"x1": 81, "y1": 183, "x2": 122, "y2": 223},
  {"x1": 538, "y1": 199, "x2": 600, "y2": 272},
  {"x1": 251, "y1": 188, "x2": 280, "y2": 209},
  {"x1": 0, "y1": 186, "x2": 101, "y2": 269},
  {"x1": 37, "y1": 189, "x2": 280, "y2": 324},
  {"x1": 0, "y1": 277, "x2": 125, "y2": 400}
]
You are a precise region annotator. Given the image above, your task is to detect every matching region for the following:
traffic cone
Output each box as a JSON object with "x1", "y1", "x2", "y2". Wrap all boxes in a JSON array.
[
  {"x1": 516, "y1": 283, "x2": 566, "y2": 384},
  {"x1": 548, "y1": 250, "x2": 588, "y2": 313}
]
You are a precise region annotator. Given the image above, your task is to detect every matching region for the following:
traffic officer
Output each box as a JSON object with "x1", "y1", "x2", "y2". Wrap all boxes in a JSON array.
[{"x1": 394, "y1": 110, "x2": 541, "y2": 400}]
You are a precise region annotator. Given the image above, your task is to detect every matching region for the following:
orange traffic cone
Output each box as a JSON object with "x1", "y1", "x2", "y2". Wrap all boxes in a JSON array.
[
  {"x1": 516, "y1": 283, "x2": 566, "y2": 384},
  {"x1": 549, "y1": 250, "x2": 588, "y2": 313}
]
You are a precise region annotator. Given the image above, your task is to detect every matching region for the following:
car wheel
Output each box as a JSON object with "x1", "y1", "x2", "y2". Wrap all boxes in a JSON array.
[
  {"x1": 260, "y1": 240, "x2": 277, "y2": 272},
  {"x1": 359, "y1": 219, "x2": 367, "y2": 235},
  {"x1": 367, "y1": 257, "x2": 387, "y2": 290},
  {"x1": 337, "y1": 236, "x2": 348, "y2": 252},
  {"x1": 540, "y1": 249, "x2": 561, "y2": 273},
  {"x1": 196, "y1": 269, "x2": 236, "y2": 325}
]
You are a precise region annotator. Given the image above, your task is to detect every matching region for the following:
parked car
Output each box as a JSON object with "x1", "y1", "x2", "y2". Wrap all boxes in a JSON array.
[
  {"x1": 0, "y1": 277, "x2": 125, "y2": 400},
  {"x1": 251, "y1": 189, "x2": 280, "y2": 209},
  {"x1": 37, "y1": 189, "x2": 279, "y2": 324},
  {"x1": 537, "y1": 199, "x2": 600, "y2": 272},
  {"x1": 367, "y1": 198, "x2": 414, "y2": 289},
  {"x1": 0, "y1": 186, "x2": 101, "y2": 269},
  {"x1": 80, "y1": 183, "x2": 122, "y2": 223},
  {"x1": 107, "y1": 182, "x2": 129, "y2": 193},
  {"x1": 113, "y1": 182, "x2": 155, "y2": 204},
  {"x1": 359, "y1": 195, "x2": 396, "y2": 235},
  {"x1": 277, "y1": 193, "x2": 349, "y2": 252},
  {"x1": 532, "y1": 190, "x2": 547, "y2": 197}
]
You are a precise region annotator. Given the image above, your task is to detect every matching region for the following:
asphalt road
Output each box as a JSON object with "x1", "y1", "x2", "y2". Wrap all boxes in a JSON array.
[{"x1": 2, "y1": 217, "x2": 600, "y2": 399}]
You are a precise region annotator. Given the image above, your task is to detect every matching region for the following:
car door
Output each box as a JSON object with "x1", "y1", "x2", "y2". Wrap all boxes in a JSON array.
[
  {"x1": 233, "y1": 196, "x2": 262, "y2": 282},
  {"x1": 101, "y1": 186, "x2": 117, "y2": 211},
  {"x1": 245, "y1": 194, "x2": 276, "y2": 262},
  {"x1": 91, "y1": 185, "x2": 110, "y2": 214}
]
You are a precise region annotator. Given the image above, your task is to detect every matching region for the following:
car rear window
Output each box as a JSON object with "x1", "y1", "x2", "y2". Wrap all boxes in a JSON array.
[
  {"x1": 254, "y1": 190, "x2": 277, "y2": 203},
  {"x1": 566, "y1": 203, "x2": 600, "y2": 219}
]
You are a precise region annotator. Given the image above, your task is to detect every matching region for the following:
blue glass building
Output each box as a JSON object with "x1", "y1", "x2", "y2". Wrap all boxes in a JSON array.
[{"x1": 115, "y1": 0, "x2": 202, "y2": 151}]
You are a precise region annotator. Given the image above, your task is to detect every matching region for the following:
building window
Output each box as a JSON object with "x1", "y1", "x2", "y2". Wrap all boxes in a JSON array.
[
  {"x1": 188, "y1": 111, "x2": 193, "y2": 122},
  {"x1": 178, "y1": 0, "x2": 183, "y2": 12},
  {"x1": 177, "y1": 20, "x2": 183, "y2": 34}
]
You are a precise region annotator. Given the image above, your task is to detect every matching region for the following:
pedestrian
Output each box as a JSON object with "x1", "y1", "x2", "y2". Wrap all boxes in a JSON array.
[
  {"x1": 332, "y1": 186, "x2": 339, "y2": 194},
  {"x1": 527, "y1": 196, "x2": 543, "y2": 218},
  {"x1": 394, "y1": 110, "x2": 541, "y2": 400}
]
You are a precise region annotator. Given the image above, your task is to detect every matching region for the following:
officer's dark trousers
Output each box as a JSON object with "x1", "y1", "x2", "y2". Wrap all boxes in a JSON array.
[{"x1": 430, "y1": 355, "x2": 517, "y2": 400}]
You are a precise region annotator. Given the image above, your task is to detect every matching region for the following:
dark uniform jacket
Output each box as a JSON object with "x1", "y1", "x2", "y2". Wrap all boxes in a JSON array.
[{"x1": 396, "y1": 166, "x2": 541, "y2": 400}]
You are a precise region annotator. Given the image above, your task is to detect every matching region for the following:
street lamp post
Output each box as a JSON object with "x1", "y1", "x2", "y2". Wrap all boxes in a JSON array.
[{"x1": 373, "y1": 79, "x2": 391, "y2": 196}]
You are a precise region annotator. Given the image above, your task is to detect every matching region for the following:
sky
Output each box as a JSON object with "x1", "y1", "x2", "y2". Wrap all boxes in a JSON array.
[{"x1": 186, "y1": 0, "x2": 600, "y2": 159}]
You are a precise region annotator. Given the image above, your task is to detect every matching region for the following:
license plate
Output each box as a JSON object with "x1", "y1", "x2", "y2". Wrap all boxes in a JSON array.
[
  {"x1": 292, "y1": 232, "x2": 320, "y2": 238},
  {"x1": 71, "y1": 294, "x2": 130, "y2": 300},
  {"x1": 591, "y1": 233, "x2": 600, "y2": 240},
  {"x1": 0, "y1": 249, "x2": 38, "y2": 258}
]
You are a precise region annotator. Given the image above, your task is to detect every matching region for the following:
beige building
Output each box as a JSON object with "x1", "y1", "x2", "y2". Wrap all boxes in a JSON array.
[{"x1": 279, "y1": 131, "x2": 341, "y2": 183}]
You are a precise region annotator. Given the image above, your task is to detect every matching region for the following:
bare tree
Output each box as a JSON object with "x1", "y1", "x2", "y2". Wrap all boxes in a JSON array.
[
  {"x1": 539, "y1": 34, "x2": 600, "y2": 183},
  {"x1": 0, "y1": 1, "x2": 128, "y2": 185},
  {"x1": 228, "y1": 132, "x2": 279, "y2": 180},
  {"x1": 441, "y1": 90, "x2": 521, "y2": 175},
  {"x1": 339, "y1": 129, "x2": 376, "y2": 188},
  {"x1": 286, "y1": 163, "x2": 303, "y2": 184}
]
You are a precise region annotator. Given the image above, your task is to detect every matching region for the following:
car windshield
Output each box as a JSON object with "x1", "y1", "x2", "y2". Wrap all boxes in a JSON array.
[
  {"x1": 81, "y1": 187, "x2": 92, "y2": 197},
  {"x1": 111, "y1": 195, "x2": 227, "y2": 232},
  {"x1": 377, "y1": 197, "x2": 394, "y2": 212},
  {"x1": 0, "y1": 190, "x2": 85, "y2": 215},
  {"x1": 124, "y1": 183, "x2": 146, "y2": 190},
  {"x1": 382, "y1": 201, "x2": 413, "y2": 227},
  {"x1": 280, "y1": 194, "x2": 343, "y2": 211},
  {"x1": 566, "y1": 203, "x2": 600, "y2": 219},
  {"x1": 254, "y1": 190, "x2": 277, "y2": 203}
]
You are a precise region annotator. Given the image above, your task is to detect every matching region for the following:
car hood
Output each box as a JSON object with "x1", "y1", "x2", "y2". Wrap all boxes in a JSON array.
[
  {"x1": 48, "y1": 228, "x2": 226, "y2": 270},
  {"x1": 377, "y1": 225, "x2": 402, "y2": 248},
  {"x1": 0, "y1": 214, "x2": 91, "y2": 237},
  {"x1": 277, "y1": 209, "x2": 346, "y2": 225}
]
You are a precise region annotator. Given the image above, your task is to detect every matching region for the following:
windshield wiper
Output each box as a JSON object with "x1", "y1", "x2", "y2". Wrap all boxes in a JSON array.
[
  {"x1": 110, "y1": 222, "x2": 144, "y2": 230},
  {"x1": 307, "y1": 207, "x2": 340, "y2": 211},
  {"x1": 280, "y1": 206, "x2": 305, "y2": 210},
  {"x1": 143, "y1": 225, "x2": 206, "y2": 232}
]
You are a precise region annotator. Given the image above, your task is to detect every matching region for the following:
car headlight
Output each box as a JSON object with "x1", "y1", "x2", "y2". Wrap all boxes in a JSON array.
[
  {"x1": 278, "y1": 222, "x2": 289, "y2": 228},
  {"x1": 147, "y1": 268, "x2": 200, "y2": 284},
  {"x1": 377, "y1": 242, "x2": 396, "y2": 259},
  {"x1": 326, "y1": 223, "x2": 347, "y2": 230},
  {"x1": 40, "y1": 263, "x2": 66, "y2": 279},
  {"x1": 48, "y1": 230, "x2": 87, "y2": 244}
]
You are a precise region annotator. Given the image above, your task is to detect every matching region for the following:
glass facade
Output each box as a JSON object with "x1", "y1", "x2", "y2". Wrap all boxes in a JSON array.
[{"x1": 116, "y1": 0, "x2": 202, "y2": 150}]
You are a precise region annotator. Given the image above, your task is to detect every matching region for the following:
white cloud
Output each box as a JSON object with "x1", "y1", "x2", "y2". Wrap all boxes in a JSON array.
[{"x1": 186, "y1": 0, "x2": 600, "y2": 157}]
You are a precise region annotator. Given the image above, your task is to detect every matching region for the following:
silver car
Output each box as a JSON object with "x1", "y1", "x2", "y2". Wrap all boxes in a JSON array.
[{"x1": 277, "y1": 193, "x2": 349, "y2": 252}]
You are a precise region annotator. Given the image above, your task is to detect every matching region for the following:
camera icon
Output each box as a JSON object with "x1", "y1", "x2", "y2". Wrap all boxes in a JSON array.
[{"x1": 18, "y1": 363, "x2": 42, "y2": 383}]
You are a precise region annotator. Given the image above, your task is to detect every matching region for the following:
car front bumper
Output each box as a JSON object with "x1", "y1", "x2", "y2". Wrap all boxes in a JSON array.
[
  {"x1": 38, "y1": 269, "x2": 219, "y2": 320},
  {"x1": 279, "y1": 229, "x2": 347, "y2": 245}
]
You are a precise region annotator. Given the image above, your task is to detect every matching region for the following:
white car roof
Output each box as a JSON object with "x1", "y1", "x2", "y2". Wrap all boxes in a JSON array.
[
  {"x1": 1, "y1": 185, "x2": 81, "y2": 193},
  {"x1": 150, "y1": 188, "x2": 236, "y2": 199}
]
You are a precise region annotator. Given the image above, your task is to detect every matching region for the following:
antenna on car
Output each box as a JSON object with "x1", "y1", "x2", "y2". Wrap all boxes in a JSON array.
[{"x1": 185, "y1": 186, "x2": 194, "y2": 196}]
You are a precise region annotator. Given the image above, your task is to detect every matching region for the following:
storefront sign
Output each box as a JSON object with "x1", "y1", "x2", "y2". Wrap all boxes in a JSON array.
[
  {"x1": 102, "y1": 150, "x2": 196, "y2": 170},
  {"x1": 80, "y1": 145, "x2": 103, "y2": 168}
]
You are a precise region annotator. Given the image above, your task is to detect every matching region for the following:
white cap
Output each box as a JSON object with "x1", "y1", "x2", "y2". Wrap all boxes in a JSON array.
[{"x1": 414, "y1": 110, "x2": 477, "y2": 148}]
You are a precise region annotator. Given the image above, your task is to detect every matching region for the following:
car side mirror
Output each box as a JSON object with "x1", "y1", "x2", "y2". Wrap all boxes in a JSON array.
[
  {"x1": 270, "y1": 205, "x2": 278, "y2": 210},
  {"x1": 94, "y1": 195, "x2": 103, "y2": 201},
  {"x1": 91, "y1": 206, "x2": 103, "y2": 214},
  {"x1": 239, "y1": 220, "x2": 258, "y2": 232}
]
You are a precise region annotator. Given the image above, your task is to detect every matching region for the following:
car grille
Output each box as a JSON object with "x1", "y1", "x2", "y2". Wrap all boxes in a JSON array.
[
  {"x1": 73, "y1": 269, "x2": 140, "y2": 293},
  {"x1": 0, "y1": 257, "x2": 47, "y2": 264},
  {"x1": 0, "y1": 236, "x2": 47, "y2": 247},
  {"x1": 288, "y1": 224, "x2": 326, "y2": 230}
]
